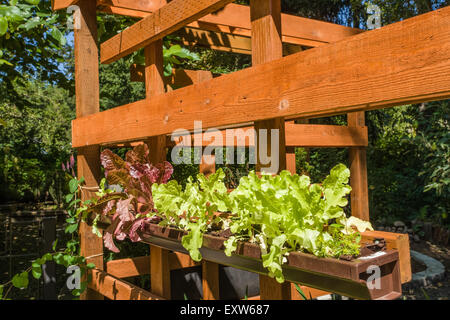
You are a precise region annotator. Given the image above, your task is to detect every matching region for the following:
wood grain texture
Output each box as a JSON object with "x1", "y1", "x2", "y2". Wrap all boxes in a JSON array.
[
  {"x1": 74, "y1": 0, "x2": 103, "y2": 300},
  {"x1": 251, "y1": 0, "x2": 285, "y2": 176},
  {"x1": 88, "y1": 269, "x2": 164, "y2": 300},
  {"x1": 107, "y1": 256, "x2": 150, "y2": 278},
  {"x1": 131, "y1": 65, "x2": 217, "y2": 87},
  {"x1": 361, "y1": 231, "x2": 412, "y2": 283},
  {"x1": 348, "y1": 112, "x2": 370, "y2": 221},
  {"x1": 286, "y1": 146, "x2": 296, "y2": 174},
  {"x1": 106, "y1": 252, "x2": 199, "y2": 278},
  {"x1": 251, "y1": 0, "x2": 289, "y2": 299},
  {"x1": 97, "y1": 0, "x2": 167, "y2": 12},
  {"x1": 177, "y1": 27, "x2": 303, "y2": 56},
  {"x1": 259, "y1": 275, "x2": 291, "y2": 300},
  {"x1": 73, "y1": 6, "x2": 450, "y2": 148},
  {"x1": 150, "y1": 246, "x2": 171, "y2": 298},
  {"x1": 170, "y1": 123, "x2": 367, "y2": 148},
  {"x1": 144, "y1": 40, "x2": 171, "y2": 300},
  {"x1": 100, "y1": 0, "x2": 235, "y2": 63},
  {"x1": 51, "y1": 0, "x2": 78, "y2": 11}
]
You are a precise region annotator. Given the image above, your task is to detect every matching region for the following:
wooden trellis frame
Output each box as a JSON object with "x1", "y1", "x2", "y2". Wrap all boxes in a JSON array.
[{"x1": 50, "y1": 0, "x2": 450, "y2": 300}]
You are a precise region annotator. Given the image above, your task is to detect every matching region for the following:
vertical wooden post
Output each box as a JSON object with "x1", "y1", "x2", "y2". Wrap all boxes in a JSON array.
[
  {"x1": 286, "y1": 147, "x2": 296, "y2": 174},
  {"x1": 144, "y1": 40, "x2": 171, "y2": 299},
  {"x1": 202, "y1": 261, "x2": 220, "y2": 300},
  {"x1": 196, "y1": 71, "x2": 216, "y2": 178},
  {"x1": 74, "y1": 0, "x2": 103, "y2": 300},
  {"x1": 348, "y1": 112, "x2": 370, "y2": 221},
  {"x1": 251, "y1": 0, "x2": 290, "y2": 300}
]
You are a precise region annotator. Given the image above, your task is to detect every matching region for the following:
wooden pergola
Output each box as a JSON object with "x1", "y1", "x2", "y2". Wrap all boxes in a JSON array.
[{"x1": 51, "y1": 0, "x2": 450, "y2": 300}]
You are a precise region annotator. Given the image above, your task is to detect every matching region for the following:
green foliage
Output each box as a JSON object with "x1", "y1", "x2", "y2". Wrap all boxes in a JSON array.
[
  {"x1": 226, "y1": 164, "x2": 362, "y2": 283},
  {"x1": 153, "y1": 169, "x2": 230, "y2": 261},
  {"x1": 153, "y1": 165, "x2": 369, "y2": 283},
  {"x1": 0, "y1": 78, "x2": 74, "y2": 202}
]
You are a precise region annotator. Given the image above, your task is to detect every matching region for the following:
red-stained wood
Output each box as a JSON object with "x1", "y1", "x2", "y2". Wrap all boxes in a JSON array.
[
  {"x1": 94, "y1": 2, "x2": 362, "y2": 49},
  {"x1": 252, "y1": 0, "x2": 285, "y2": 176},
  {"x1": 88, "y1": 269, "x2": 164, "y2": 300},
  {"x1": 259, "y1": 275, "x2": 291, "y2": 300},
  {"x1": 150, "y1": 246, "x2": 171, "y2": 298},
  {"x1": 131, "y1": 65, "x2": 217, "y2": 88},
  {"x1": 97, "y1": 0, "x2": 166, "y2": 13},
  {"x1": 177, "y1": 27, "x2": 302, "y2": 56},
  {"x1": 74, "y1": 0, "x2": 103, "y2": 300},
  {"x1": 105, "y1": 123, "x2": 368, "y2": 150},
  {"x1": 106, "y1": 253, "x2": 200, "y2": 278},
  {"x1": 286, "y1": 147, "x2": 296, "y2": 174},
  {"x1": 291, "y1": 285, "x2": 329, "y2": 300},
  {"x1": 252, "y1": 0, "x2": 290, "y2": 300},
  {"x1": 361, "y1": 231, "x2": 411, "y2": 284},
  {"x1": 144, "y1": 40, "x2": 171, "y2": 299},
  {"x1": 100, "y1": 0, "x2": 235, "y2": 64},
  {"x1": 51, "y1": 0, "x2": 78, "y2": 11},
  {"x1": 202, "y1": 261, "x2": 220, "y2": 300},
  {"x1": 72, "y1": 7, "x2": 450, "y2": 148},
  {"x1": 348, "y1": 112, "x2": 370, "y2": 222}
]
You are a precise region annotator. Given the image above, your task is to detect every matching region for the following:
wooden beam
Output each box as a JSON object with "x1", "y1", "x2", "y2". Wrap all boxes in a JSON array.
[
  {"x1": 361, "y1": 231, "x2": 412, "y2": 284},
  {"x1": 97, "y1": 0, "x2": 166, "y2": 13},
  {"x1": 51, "y1": 0, "x2": 78, "y2": 11},
  {"x1": 74, "y1": 0, "x2": 103, "y2": 300},
  {"x1": 106, "y1": 253, "x2": 200, "y2": 278},
  {"x1": 173, "y1": 123, "x2": 368, "y2": 148},
  {"x1": 72, "y1": 7, "x2": 450, "y2": 148},
  {"x1": 88, "y1": 269, "x2": 164, "y2": 300},
  {"x1": 144, "y1": 40, "x2": 172, "y2": 300},
  {"x1": 251, "y1": 0, "x2": 290, "y2": 299},
  {"x1": 348, "y1": 112, "x2": 370, "y2": 221},
  {"x1": 259, "y1": 275, "x2": 291, "y2": 300},
  {"x1": 131, "y1": 65, "x2": 217, "y2": 88},
  {"x1": 107, "y1": 256, "x2": 150, "y2": 278},
  {"x1": 100, "y1": 0, "x2": 235, "y2": 64},
  {"x1": 96, "y1": 3, "x2": 362, "y2": 48},
  {"x1": 150, "y1": 246, "x2": 171, "y2": 298},
  {"x1": 177, "y1": 27, "x2": 304, "y2": 55},
  {"x1": 286, "y1": 124, "x2": 368, "y2": 148},
  {"x1": 202, "y1": 261, "x2": 220, "y2": 300}
]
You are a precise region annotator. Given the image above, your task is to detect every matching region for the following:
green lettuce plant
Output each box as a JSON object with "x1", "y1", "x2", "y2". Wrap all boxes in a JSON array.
[
  {"x1": 152, "y1": 169, "x2": 231, "y2": 261},
  {"x1": 224, "y1": 164, "x2": 365, "y2": 283},
  {"x1": 151, "y1": 164, "x2": 372, "y2": 283}
]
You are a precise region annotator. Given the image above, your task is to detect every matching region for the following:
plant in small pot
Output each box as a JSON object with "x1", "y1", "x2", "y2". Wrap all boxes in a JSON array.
[{"x1": 151, "y1": 164, "x2": 376, "y2": 283}]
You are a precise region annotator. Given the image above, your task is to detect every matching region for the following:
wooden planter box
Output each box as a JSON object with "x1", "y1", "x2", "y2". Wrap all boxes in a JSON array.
[{"x1": 137, "y1": 223, "x2": 402, "y2": 300}]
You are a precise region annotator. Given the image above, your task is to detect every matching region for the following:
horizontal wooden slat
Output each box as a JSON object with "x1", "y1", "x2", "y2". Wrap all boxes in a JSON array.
[
  {"x1": 88, "y1": 268, "x2": 164, "y2": 300},
  {"x1": 106, "y1": 253, "x2": 200, "y2": 278},
  {"x1": 73, "y1": 7, "x2": 450, "y2": 147},
  {"x1": 97, "y1": 0, "x2": 165, "y2": 13},
  {"x1": 106, "y1": 256, "x2": 149, "y2": 278},
  {"x1": 361, "y1": 231, "x2": 411, "y2": 284},
  {"x1": 169, "y1": 123, "x2": 368, "y2": 147},
  {"x1": 100, "y1": 0, "x2": 235, "y2": 64},
  {"x1": 130, "y1": 66, "x2": 219, "y2": 88},
  {"x1": 286, "y1": 124, "x2": 368, "y2": 147},
  {"x1": 51, "y1": 0, "x2": 78, "y2": 11},
  {"x1": 169, "y1": 251, "x2": 200, "y2": 270}
]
